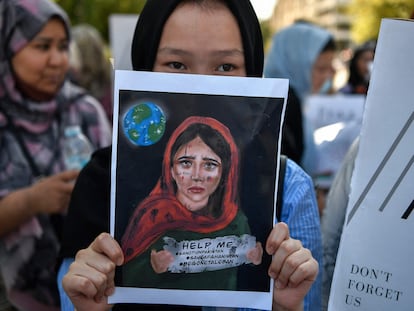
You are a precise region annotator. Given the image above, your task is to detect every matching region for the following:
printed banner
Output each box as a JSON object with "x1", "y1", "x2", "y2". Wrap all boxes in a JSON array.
[{"x1": 164, "y1": 235, "x2": 256, "y2": 273}]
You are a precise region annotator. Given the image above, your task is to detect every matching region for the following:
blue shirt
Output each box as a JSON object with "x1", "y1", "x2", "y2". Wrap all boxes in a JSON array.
[{"x1": 58, "y1": 159, "x2": 322, "y2": 311}]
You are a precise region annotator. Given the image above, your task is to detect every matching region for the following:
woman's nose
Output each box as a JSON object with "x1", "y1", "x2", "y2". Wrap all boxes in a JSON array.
[
  {"x1": 191, "y1": 166, "x2": 204, "y2": 181},
  {"x1": 48, "y1": 48, "x2": 66, "y2": 65}
]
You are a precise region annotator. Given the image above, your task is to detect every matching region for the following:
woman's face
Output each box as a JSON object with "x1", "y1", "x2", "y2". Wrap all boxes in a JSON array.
[
  {"x1": 356, "y1": 50, "x2": 374, "y2": 79},
  {"x1": 311, "y1": 50, "x2": 335, "y2": 94},
  {"x1": 153, "y1": 2, "x2": 246, "y2": 76},
  {"x1": 171, "y1": 136, "x2": 223, "y2": 212},
  {"x1": 11, "y1": 18, "x2": 69, "y2": 101}
]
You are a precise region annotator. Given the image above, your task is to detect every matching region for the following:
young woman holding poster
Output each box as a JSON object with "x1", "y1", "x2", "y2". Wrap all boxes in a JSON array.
[{"x1": 60, "y1": 1, "x2": 322, "y2": 311}]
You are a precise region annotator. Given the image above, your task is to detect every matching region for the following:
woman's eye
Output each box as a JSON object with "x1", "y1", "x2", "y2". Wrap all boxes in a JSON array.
[
  {"x1": 217, "y1": 64, "x2": 234, "y2": 72},
  {"x1": 178, "y1": 159, "x2": 192, "y2": 168},
  {"x1": 35, "y1": 43, "x2": 50, "y2": 51},
  {"x1": 168, "y1": 62, "x2": 186, "y2": 70},
  {"x1": 204, "y1": 161, "x2": 219, "y2": 171},
  {"x1": 59, "y1": 41, "x2": 69, "y2": 52}
]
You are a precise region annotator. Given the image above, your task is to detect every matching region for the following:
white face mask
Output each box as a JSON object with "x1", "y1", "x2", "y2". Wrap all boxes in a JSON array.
[
  {"x1": 319, "y1": 79, "x2": 333, "y2": 94},
  {"x1": 365, "y1": 61, "x2": 374, "y2": 83}
]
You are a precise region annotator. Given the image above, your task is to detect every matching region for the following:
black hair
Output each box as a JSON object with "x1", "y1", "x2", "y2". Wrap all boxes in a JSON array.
[{"x1": 348, "y1": 42, "x2": 376, "y2": 87}]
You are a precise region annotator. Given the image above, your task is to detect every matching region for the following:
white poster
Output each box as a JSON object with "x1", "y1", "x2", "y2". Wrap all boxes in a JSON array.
[
  {"x1": 328, "y1": 19, "x2": 414, "y2": 310},
  {"x1": 304, "y1": 94, "x2": 365, "y2": 131},
  {"x1": 304, "y1": 94, "x2": 365, "y2": 187},
  {"x1": 109, "y1": 71, "x2": 289, "y2": 310},
  {"x1": 108, "y1": 14, "x2": 139, "y2": 70}
]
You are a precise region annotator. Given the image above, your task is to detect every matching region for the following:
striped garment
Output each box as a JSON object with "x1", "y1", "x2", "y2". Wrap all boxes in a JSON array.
[{"x1": 0, "y1": 0, "x2": 111, "y2": 310}]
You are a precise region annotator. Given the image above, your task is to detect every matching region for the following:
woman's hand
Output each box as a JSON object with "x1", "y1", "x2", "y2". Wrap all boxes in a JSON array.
[
  {"x1": 0, "y1": 170, "x2": 80, "y2": 237},
  {"x1": 150, "y1": 249, "x2": 174, "y2": 273},
  {"x1": 62, "y1": 233, "x2": 124, "y2": 311},
  {"x1": 267, "y1": 222, "x2": 318, "y2": 311},
  {"x1": 27, "y1": 170, "x2": 79, "y2": 215}
]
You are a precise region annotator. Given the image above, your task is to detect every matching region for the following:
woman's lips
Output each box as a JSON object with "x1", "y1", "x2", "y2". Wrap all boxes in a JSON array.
[{"x1": 188, "y1": 186, "x2": 205, "y2": 193}]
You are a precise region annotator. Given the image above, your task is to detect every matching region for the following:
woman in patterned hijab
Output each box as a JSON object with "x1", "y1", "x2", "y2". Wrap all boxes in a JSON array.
[{"x1": 0, "y1": 0, "x2": 111, "y2": 310}]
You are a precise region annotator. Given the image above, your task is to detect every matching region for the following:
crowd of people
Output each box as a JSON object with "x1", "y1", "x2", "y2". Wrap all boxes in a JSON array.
[{"x1": 0, "y1": 0, "x2": 407, "y2": 311}]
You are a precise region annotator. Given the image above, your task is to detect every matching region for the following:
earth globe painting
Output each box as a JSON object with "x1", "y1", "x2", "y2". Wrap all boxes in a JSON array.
[{"x1": 123, "y1": 101, "x2": 166, "y2": 146}]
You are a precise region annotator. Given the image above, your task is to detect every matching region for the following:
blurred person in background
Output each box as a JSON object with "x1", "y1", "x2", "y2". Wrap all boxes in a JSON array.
[
  {"x1": 0, "y1": 0, "x2": 111, "y2": 310},
  {"x1": 264, "y1": 21, "x2": 336, "y2": 215},
  {"x1": 314, "y1": 41, "x2": 375, "y2": 214},
  {"x1": 339, "y1": 41, "x2": 375, "y2": 95},
  {"x1": 264, "y1": 20, "x2": 336, "y2": 167},
  {"x1": 0, "y1": 275, "x2": 14, "y2": 311},
  {"x1": 321, "y1": 137, "x2": 359, "y2": 311},
  {"x1": 69, "y1": 23, "x2": 114, "y2": 122}
]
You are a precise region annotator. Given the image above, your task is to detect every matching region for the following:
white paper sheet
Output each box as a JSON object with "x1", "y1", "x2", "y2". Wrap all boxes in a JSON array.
[
  {"x1": 328, "y1": 19, "x2": 414, "y2": 311},
  {"x1": 109, "y1": 71, "x2": 289, "y2": 310}
]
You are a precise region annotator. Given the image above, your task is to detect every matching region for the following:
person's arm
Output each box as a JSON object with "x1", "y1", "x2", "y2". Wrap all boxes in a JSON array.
[
  {"x1": 59, "y1": 147, "x2": 112, "y2": 311},
  {"x1": 58, "y1": 258, "x2": 76, "y2": 311},
  {"x1": 280, "y1": 159, "x2": 322, "y2": 311},
  {"x1": 321, "y1": 138, "x2": 359, "y2": 310},
  {"x1": 0, "y1": 170, "x2": 79, "y2": 237}
]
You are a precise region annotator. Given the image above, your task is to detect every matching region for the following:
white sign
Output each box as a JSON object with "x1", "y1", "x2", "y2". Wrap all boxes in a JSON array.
[
  {"x1": 109, "y1": 70, "x2": 289, "y2": 310},
  {"x1": 109, "y1": 14, "x2": 139, "y2": 70},
  {"x1": 328, "y1": 19, "x2": 414, "y2": 310},
  {"x1": 304, "y1": 94, "x2": 365, "y2": 187},
  {"x1": 304, "y1": 94, "x2": 365, "y2": 131}
]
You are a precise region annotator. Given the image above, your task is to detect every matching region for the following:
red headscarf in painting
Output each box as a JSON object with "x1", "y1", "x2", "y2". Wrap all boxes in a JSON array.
[{"x1": 121, "y1": 116, "x2": 239, "y2": 263}]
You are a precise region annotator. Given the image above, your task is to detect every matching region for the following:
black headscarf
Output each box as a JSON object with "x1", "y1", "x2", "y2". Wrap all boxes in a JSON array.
[{"x1": 130, "y1": 0, "x2": 264, "y2": 77}]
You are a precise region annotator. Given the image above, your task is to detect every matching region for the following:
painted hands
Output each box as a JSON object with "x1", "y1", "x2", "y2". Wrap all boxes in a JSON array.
[
  {"x1": 246, "y1": 241, "x2": 263, "y2": 265},
  {"x1": 150, "y1": 249, "x2": 174, "y2": 273}
]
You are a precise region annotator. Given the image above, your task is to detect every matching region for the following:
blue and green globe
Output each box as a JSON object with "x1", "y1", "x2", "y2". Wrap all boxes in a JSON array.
[{"x1": 123, "y1": 102, "x2": 166, "y2": 146}]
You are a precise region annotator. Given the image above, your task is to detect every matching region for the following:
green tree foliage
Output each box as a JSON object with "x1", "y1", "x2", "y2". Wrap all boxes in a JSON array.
[
  {"x1": 56, "y1": 0, "x2": 275, "y2": 55},
  {"x1": 347, "y1": 0, "x2": 414, "y2": 43},
  {"x1": 55, "y1": 0, "x2": 146, "y2": 42},
  {"x1": 260, "y1": 20, "x2": 273, "y2": 52}
]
